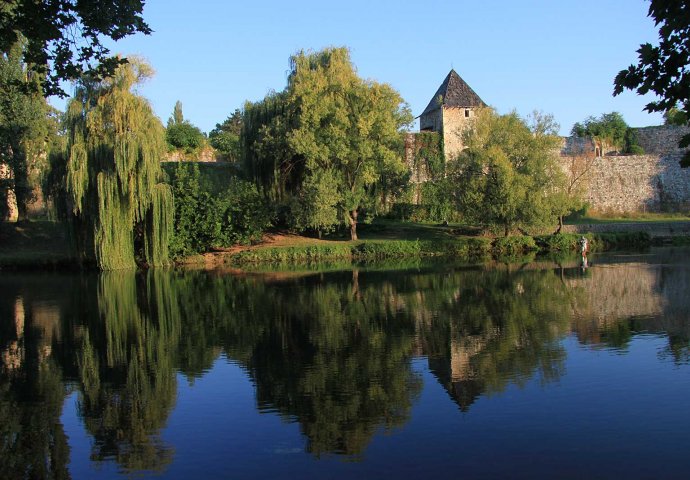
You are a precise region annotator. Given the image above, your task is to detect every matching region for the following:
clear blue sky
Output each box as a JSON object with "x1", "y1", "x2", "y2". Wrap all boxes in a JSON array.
[{"x1": 58, "y1": 0, "x2": 664, "y2": 136}]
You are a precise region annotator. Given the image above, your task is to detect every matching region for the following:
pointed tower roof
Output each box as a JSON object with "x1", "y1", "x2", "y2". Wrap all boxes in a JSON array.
[{"x1": 421, "y1": 69, "x2": 486, "y2": 116}]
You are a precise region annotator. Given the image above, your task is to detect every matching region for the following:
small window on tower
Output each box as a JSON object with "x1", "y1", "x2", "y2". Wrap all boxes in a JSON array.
[{"x1": 465, "y1": 109, "x2": 470, "y2": 118}]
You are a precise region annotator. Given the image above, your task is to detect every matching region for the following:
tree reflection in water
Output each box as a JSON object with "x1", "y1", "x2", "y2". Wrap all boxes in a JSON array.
[{"x1": 74, "y1": 272, "x2": 179, "y2": 472}]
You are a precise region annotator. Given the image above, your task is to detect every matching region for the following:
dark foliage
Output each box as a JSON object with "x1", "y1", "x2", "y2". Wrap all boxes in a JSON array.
[{"x1": 0, "y1": 0, "x2": 151, "y2": 97}]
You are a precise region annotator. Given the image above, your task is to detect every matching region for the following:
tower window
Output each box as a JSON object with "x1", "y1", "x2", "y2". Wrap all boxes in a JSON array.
[{"x1": 465, "y1": 109, "x2": 470, "y2": 118}]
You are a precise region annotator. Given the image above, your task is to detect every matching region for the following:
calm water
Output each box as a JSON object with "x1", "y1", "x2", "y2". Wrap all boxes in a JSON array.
[{"x1": 1, "y1": 248, "x2": 690, "y2": 479}]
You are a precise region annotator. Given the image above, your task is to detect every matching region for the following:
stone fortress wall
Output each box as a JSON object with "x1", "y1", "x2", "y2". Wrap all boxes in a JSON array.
[
  {"x1": 559, "y1": 125, "x2": 690, "y2": 213},
  {"x1": 407, "y1": 122, "x2": 690, "y2": 214}
]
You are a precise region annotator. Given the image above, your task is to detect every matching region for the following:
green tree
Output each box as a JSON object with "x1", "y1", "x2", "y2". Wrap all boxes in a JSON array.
[
  {"x1": 0, "y1": 0, "x2": 151, "y2": 97},
  {"x1": 209, "y1": 109, "x2": 242, "y2": 161},
  {"x1": 0, "y1": 38, "x2": 54, "y2": 221},
  {"x1": 570, "y1": 112, "x2": 639, "y2": 154},
  {"x1": 613, "y1": 0, "x2": 690, "y2": 166},
  {"x1": 242, "y1": 90, "x2": 298, "y2": 202},
  {"x1": 57, "y1": 57, "x2": 173, "y2": 270},
  {"x1": 286, "y1": 48, "x2": 412, "y2": 239},
  {"x1": 165, "y1": 101, "x2": 205, "y2": 153},
  {"x1": 663, "y1": 107, "x2": 688, "y2": 126},
  {"x1": 166, "y1": 123, "x2": 205, "y2": 152},
  {"x1": 170, "y1": 100, "x2": 184, "y2": 126},
  {"x1": 452, "y1": 109, "x2": 565, "y2": 236}
]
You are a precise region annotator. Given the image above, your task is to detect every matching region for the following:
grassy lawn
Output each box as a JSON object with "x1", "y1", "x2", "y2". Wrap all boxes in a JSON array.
[{"x1": 325, "y1": 218, "x2": 481, "y2": 242}]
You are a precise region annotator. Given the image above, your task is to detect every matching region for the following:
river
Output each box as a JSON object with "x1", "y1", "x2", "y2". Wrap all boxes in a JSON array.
[{"x1": 1, "y1": 248, "x2": 689, "y2": 478}]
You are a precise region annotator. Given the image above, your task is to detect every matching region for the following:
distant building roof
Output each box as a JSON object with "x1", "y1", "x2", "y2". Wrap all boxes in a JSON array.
[{"x1": 421, "y1": 69, "x2": 486, "y2": 117}]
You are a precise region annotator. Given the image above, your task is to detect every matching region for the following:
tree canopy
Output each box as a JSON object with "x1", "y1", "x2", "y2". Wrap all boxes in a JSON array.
[
  {"x1": 570, "y1": 112, "x2": 643, "y2": 155},
  {"x1": 58, "y1": 57, "x2": 172, "y2": 269},
  {"x1": 664, "y1": 107, "x2": 688, "y2": 127},
  {"x1": 451, "y1": 109, "x2": 567, "y2": 235},
  {"x1": 0, "y1": 37, "x2": 54, "y2": 221},
  {"x1": 0, "y1": 0, "x2": 151, "y2": 97},
  {"x1": 165, "y1": 101, "x2": 205, "y2": 152},
  {"x1": 613, "y1": 0, "x2": 690, "y2": 166},
  {"x1": 209, "y1": 109, "x2": 242, "y2": 161},
  {"x1": 243, "y1": 47, "x2": 412, "y2": 239}
]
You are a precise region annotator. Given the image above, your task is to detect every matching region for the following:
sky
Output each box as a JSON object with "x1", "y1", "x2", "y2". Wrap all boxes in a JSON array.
[{"x1": 54, "y1": 0, "x2": 665, "y2": 136}]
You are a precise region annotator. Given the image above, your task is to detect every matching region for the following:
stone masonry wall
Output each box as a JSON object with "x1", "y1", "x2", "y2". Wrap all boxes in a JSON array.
[
  {"x1": 0, "y1": 163, "x2": 18, "y2": 221},
  {"x1": 634, "y1": 125, "x2": 690, "y2": 154},
  {"x1": 560, "y1": 136, "x2": 596, "y2": 156},
  {"x1": 559, "y1": 153, "x2": 690, "y2": 213},
  {"x1": 408, "y1": 122, "x2": 690, "y2": 213},
  {"x1": 164, "y1": 146, "x2": 224, "y2": 163}
]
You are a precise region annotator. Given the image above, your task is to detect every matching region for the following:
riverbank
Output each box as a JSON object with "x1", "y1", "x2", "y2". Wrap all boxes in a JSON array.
[
  {"x1": 3, "y1": 219, "x2": 689, "y2": 271},
  {"x1": 0, "y1": 221, "x2": 75, "y2": 269},
  {"x1": 215, "y1": 231, "x2": 650, "y2": 267},
  {"x1": 184, "y1": 220, "x2": 662, "y2": 268}
]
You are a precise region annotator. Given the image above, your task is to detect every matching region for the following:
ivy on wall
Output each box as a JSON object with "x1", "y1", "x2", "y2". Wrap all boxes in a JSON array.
[{"x1": 412, "y1": 132, "x2": 444, "y2": 180}]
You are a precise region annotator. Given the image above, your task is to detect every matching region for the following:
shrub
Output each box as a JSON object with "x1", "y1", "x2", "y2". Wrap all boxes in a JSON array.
[
  {"x1": 627, "y1": 144, "x2": 645, "y2": 155},
  {"x1": 168, "y1": 163, "x2": 273, "y2": 257},
  {"x1": 355, "y1": 240, "x2": 422, "y2": 258},
  {"x1": 534, "y1": 232, "x2": 650, "y2": 253},
  {"x1": 492, "y1": 235, "x2": 538, "y2": 255},
  {"x1": 388, "y1": 203, "x2": 420, "y2": 221},
  {"x1": 534, "y1": 233, "x2": 579, "y2": 251},
  {"x1": 593, "y1": 232, "x2": 650, "y2": 250}
]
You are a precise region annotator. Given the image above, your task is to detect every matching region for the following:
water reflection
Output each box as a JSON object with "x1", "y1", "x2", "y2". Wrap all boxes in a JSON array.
[
  {"x1": 75, "y1": 273, "x2": 178, "y2": 472},
  {"x1": 417, "y1": 267, "x2": 574, "y2": 411},
  {"x1": 1, "y1": 250, "x2": 689, "y2": 475},
  {"x1": 0, "y1": 289, "x2": 70, "y2": 479}
]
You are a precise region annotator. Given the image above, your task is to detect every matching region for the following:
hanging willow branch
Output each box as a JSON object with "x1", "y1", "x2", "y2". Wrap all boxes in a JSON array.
[
  {"x1": 62, "y1": 57, "x2": 173, "y2": 270},
  {"x1": 241, "y1": 90, "x2": 304, "y2": 201}
]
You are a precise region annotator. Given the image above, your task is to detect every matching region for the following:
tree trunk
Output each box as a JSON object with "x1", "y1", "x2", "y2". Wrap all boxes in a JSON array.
[
  {"x1": 504, "y1": 222, "x2": 509, "y2": 237},
  {"x1": 349, "y1": 209, "x2": 358, "y2": 241},
  {"x1": 13, "y1": 158, "x2": 30, "y2": 223},
  {"x1": 554, "y1": 215, "x2": 563, "y2": 234}
]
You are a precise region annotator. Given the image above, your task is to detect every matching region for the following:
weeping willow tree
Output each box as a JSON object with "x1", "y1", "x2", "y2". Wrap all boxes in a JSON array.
[
  {"x1": 241, "y1": 90, "x2": 302, "y2": 201},
  {"x1": 61, "y1": 57, "x2": 172, "y2": 269}
]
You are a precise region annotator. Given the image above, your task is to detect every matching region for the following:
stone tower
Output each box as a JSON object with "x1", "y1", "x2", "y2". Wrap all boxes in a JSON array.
[{"x1": 419, "y1": 69, "x2": 486, "y2": 159}]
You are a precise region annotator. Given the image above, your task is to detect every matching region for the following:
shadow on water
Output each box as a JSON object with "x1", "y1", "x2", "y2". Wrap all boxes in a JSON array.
[{"x1": 1, "y1": 248, "x2": 690, "y2": 475}]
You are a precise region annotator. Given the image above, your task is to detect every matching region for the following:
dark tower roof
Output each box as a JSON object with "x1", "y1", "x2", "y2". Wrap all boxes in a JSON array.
[{"x1": 421, "y1": 69, "x2": 486, "y2": 117}]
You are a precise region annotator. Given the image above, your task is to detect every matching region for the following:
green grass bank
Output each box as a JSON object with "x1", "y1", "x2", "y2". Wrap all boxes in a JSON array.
[{"x1": 228, "y1": 231, "x2": 652, "y2": 266}]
